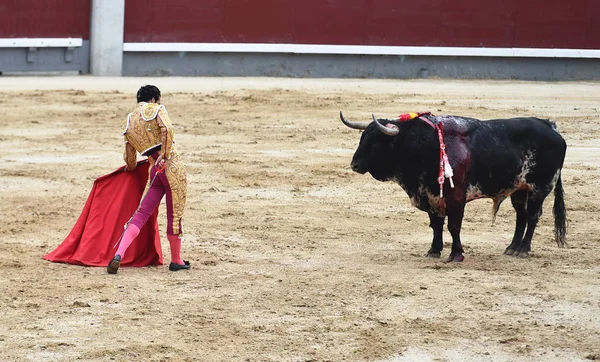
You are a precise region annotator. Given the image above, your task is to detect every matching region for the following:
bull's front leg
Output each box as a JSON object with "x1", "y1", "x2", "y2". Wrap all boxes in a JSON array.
[
  {"x1": 446, "y1": 201, "x2": 466, "y2": 262},
  {"x1": 426, "y1": 213, "x2": 444, "y2": 258}
]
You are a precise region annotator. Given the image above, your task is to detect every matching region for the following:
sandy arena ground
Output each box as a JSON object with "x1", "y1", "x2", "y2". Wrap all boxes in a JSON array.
[{"x1": 0, "y1": 76, "x2": 599, "y2": 362}]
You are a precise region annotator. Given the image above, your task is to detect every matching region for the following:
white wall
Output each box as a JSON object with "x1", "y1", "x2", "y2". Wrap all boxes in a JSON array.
[{"x1": 90, "y1": 0, "x2": 125, "y2": 76}]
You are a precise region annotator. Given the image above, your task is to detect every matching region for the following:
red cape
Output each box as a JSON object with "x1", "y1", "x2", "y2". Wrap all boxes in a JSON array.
[{"x1": 44, "y1": 160, "x2": 163, "y2": 267}]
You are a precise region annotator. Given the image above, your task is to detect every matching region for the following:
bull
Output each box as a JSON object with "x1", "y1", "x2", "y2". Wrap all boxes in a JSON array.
[{"x1": 341, "y1": 111, "x2": 567, "y2": 261}]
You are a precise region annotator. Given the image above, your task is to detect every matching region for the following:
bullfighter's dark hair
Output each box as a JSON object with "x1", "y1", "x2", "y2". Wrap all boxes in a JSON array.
[{"x1": 136, "y1": 85, "x2": 161, "y2": 103}]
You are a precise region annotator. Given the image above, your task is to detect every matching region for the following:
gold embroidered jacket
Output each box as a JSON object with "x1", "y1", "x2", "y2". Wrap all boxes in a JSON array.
[{"x1": 122, "y1": 102, "x2": 175, "y2": 168}]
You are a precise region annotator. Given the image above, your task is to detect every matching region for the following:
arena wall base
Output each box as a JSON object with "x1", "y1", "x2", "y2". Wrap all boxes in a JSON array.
[
  {"x1": 123, "y1": 53, "x2": 600, "y2": 81},
  {"x1": 0, "y1": 41, "x2": 89, "y2": 74}
]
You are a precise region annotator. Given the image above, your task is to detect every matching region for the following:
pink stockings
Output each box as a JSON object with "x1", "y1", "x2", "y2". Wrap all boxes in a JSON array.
[
  {"x1": 115, "y1": 225, "x2": 183, "y2": 265},
  {"x1": 115, "y1": 224, "x2": 140, "y2": 258},
  {"x1": 167, "y1": 234, "x2": 184, "y2": 265}
]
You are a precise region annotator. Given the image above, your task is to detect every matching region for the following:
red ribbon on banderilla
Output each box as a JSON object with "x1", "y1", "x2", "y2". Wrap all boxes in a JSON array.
[
  {"x1": 435, "y1": 122, "x2": 454, "y2": 198},
  {"x1": 398, "y1": 112, "x2": 454, "y2": 198}
]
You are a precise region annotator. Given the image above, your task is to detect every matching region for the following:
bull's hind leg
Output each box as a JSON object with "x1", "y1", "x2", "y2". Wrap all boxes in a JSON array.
[
  {"x1": 426, "y1": 213, "x2": 444, "y2": 258},
  {"x1": 504, "y1": 191, "x2": 527, "y2": 256},
  {"x1": 515, "y1": 195, "x2": 547, "y2": 258}
]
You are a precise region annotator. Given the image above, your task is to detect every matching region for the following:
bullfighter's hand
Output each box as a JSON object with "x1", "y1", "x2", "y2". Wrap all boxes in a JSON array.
[{"x1": 155, "y1": 154, "x2": 167, "y2": 170}]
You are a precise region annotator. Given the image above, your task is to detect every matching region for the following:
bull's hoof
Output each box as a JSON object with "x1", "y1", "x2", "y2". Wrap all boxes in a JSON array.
[
  {"x1": 517, "y1": 251, "x2": 530, "y2": 258},
  {"x1": 425, "y1": 251, "x2": 441, "y2": 258},
  {"x1": 445, "y1": 254, "x2": 465, "y2": 263},
  {"x1": 503, "y1": 248, "x2": 516, "y2": 256}
]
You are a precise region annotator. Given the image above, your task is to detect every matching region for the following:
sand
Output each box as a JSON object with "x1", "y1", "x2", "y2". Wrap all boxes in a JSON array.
[{"x1": 0, "y1": 76, "x2": 599, "y2": 361}]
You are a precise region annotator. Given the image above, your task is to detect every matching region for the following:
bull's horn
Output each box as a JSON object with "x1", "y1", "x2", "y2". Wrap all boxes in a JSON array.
[
  {"x1": 340, "y1": 111, "x2": 370, "y2": 130},
  {"x1": 373, "y1": 114, "x2": 399, "y2": 136}
]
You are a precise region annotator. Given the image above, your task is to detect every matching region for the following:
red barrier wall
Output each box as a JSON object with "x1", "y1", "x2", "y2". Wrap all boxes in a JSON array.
[
  {"x1": 124, "y1": 0, "x2": 600, "y2": 49},
  {"x1": 0, "y1": 1, "x2": 91, "y2": 39},
  {"x1": 2, "y1": 1, "x2": 594, "y2": 49}
]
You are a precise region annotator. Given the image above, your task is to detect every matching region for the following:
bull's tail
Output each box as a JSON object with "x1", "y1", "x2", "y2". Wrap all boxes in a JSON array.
[{"x1": 553, "y1": 172, "x2": 567, "y2": 247}]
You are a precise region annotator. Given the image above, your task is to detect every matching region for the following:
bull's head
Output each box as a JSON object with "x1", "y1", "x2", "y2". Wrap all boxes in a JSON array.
[{"x1": 340, "y1": 111, "x2": 400, "y2": 181}]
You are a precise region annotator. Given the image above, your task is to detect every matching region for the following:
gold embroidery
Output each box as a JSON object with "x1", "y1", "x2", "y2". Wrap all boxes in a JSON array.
[
  {"x1": 141, "y1": 102, "x2": 163, "y2": 120},
  {"x1": 122, "y1": 102, "x2": 187, "y2": 235}
]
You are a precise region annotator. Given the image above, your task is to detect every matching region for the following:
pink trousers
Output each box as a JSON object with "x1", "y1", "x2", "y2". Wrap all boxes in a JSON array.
[{"x1": 129, "y1": 164, "x2": 182, "y2": 236}]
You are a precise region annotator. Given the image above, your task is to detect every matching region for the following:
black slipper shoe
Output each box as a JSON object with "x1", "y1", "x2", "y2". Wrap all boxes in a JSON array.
[
  {"x1": 107, "y1": 255, "x2": 121, "y2": 274},
  {"x1": 169, "y1": 260, "x2": 190, "y2": 271}
]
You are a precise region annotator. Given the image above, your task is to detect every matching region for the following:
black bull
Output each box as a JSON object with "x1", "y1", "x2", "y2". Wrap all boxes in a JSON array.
[{"x1": 341, "y1": 112, "x2": 567, "y2": 261}]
